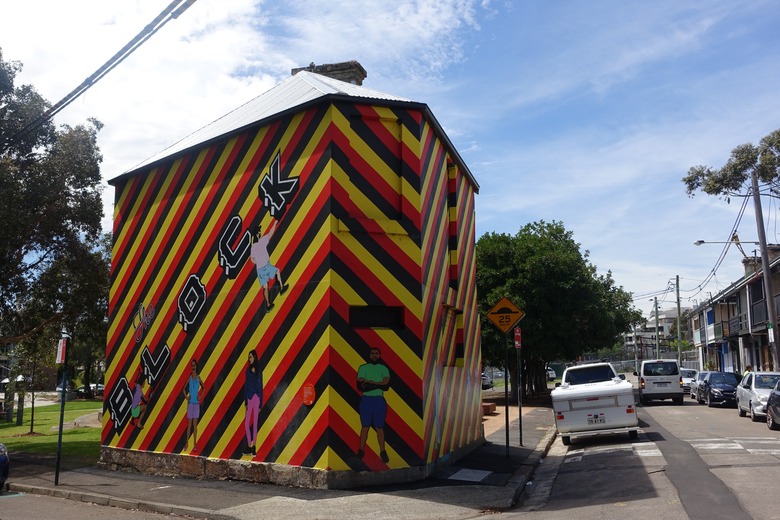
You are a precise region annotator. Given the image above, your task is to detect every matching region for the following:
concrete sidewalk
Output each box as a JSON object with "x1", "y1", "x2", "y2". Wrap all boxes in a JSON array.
[{"x1": 5, "y1": 395, "x2": 555, "y2": 520}]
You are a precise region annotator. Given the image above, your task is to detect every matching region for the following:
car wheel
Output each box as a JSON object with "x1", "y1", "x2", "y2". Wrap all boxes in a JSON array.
[
  {"x1": 561, "y1": 435, "x2": 571, "y2": 446},
  {"x1": 697, "y1": 391, "x2": 704, "y2": 405},
  {"x1": 737, "y1": 399, "x2": 746, "y2": 417},
  {"x1": 707, "y1": 392, "x2": 714, "y2": 407},
  {"x1": 769, "y1": 412, "x2": 780, "y2": 431},
  {"x1": 750, "y1": 403, "x2": 761, "y2": 422}
]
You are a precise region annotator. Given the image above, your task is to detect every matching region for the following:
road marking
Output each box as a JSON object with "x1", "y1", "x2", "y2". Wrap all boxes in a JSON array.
[
  {"x1": 731, "y1": 438, "x2": 780, "y2": 444},
  {"x1": 745, "y1": 449, "x2": 780, "y2": 456},
  {"x1": 634, "y1": 447, "x2": 663, "y2": 457},
  {"x1": 689, "y1": 441, "x2": 742, "y2": 450}
]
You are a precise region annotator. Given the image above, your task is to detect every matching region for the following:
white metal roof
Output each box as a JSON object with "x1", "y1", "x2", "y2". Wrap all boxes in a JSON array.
[{"x1": 125, "y1": 71, "x2": 413, "y2": 173}]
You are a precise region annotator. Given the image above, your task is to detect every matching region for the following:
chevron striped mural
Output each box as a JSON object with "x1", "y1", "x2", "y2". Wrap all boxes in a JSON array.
[{"x1": 105, "y1": 98, "x2": 479, "y2": 476}]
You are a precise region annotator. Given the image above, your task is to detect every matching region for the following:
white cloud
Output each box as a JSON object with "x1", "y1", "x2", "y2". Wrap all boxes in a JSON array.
[{"x1": 2, "y1": 0, "x2": 779, "y2": 319}]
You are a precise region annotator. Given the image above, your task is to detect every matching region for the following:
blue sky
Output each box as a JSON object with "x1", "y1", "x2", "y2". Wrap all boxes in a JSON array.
[{"x1": 2, "y1": 0, "x2": 780, "y2": 319}]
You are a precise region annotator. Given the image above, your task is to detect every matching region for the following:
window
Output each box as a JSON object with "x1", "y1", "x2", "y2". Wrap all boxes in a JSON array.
[
  {"x1": 349, "y1": 306, "x2": 404, "y2": 329},
  {"x1": 643, "y1": 361, "x2": 679, "y2": 376}
]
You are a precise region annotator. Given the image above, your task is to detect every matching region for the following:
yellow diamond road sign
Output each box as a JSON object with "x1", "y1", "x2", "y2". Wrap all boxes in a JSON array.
[{"x1": 487, "y1": 296, "x2": 525, "y2": 334}]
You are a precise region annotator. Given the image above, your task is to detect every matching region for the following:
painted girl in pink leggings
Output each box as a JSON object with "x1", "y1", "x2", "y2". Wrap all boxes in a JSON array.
[{"x1": 243, "y1": 349, "x2": 263, "y2": 456}]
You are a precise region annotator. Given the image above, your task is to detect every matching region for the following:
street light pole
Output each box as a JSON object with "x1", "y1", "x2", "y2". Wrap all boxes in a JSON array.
[
  {"x1": 676, "y1": 275, "x2": 682, "y2": 364},
  {"x1": 654, "y1": 297, "x2": 659, "y2": 358},
  {"x1": 751, "y1": 169, "x2": 780, "y2": 370}
]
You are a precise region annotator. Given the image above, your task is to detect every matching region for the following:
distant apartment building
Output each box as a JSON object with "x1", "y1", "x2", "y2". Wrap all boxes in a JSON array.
[{"x1": 623, "y1": 306, "x2": 690, "y2": 361}]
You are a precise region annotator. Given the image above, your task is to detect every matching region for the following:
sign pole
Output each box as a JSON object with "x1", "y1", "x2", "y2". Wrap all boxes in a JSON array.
[
  {"x1": 516, "y1": 329, "x2": 523, "y2": 446},
  {"x1": 504, "y1": 339, "x2": 509, "y2": 457},
  {"x1": 55, "y1": 330, "x2": 69, "y2": 486}
]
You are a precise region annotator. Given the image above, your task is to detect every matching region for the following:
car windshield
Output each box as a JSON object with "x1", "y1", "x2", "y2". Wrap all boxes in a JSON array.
[
  {"x1": 682, "y1": 369, "x2": 696, "y2": 378},
  {"x1": 564, "y1": 365, "x2": 616, "y2": 385},
  {"x1": 643, "y1": 362, "x2": 679, "y2": 376},
  {"x1": 710, "y1": 373, "x2": 739, "y2": 385},
  {"x1": 755, "y1": 374, "x2": 780, "y2": 389}
]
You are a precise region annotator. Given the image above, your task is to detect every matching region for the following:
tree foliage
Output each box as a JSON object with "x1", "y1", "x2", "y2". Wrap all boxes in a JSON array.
[
  {"x1": 682, "y1": 128, "x2": 780, "y2": 199},
  {"x1": 0, "y1": 47, "x2": 105, "y2": 345},
  {"x1": 476, "y1": 221, "x2": 642, "y2": 396}
]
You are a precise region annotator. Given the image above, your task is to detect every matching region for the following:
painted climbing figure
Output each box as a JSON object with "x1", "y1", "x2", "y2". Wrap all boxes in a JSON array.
[
  {"x1": 250, "y1": 221, "x2": 288, "y2": 311},
  {"x1": 130, "y1": 370, "x2": 149, "y2": 429},
  {"x1": 183, "y1": 359, "x2": 205, "y2": 453},
  {"x1": 243, "y1": 349, "x2": 263, "y2": 456}
]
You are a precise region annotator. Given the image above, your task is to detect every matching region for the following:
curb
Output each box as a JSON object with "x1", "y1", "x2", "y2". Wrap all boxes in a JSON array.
[
  {"x1": 507, "y1": 428, "x2": 557, "y2": 507},
  {"x1": 8, "y1": 482, "x2": 236, "y2": 520}
]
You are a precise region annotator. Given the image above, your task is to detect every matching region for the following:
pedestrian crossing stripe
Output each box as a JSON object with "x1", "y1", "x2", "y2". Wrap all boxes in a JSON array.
[
  {"x1": 688, "y1": 441, "x2": 742, "y2": 450},
  {"x1": 746, "y1": 449, "x2": 780, "y2": 456},
  {"x1": 562, "y1": 434, "x2": 780, "y2": 462}
]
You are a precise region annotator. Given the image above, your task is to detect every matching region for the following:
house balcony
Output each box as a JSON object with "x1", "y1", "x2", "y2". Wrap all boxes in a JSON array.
[{"x1": 728, "y1": 312, "x2": 749, "y2": 337}]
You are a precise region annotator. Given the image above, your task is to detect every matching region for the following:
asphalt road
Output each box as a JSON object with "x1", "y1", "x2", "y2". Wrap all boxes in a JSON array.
[
  {"x1": 508, "y1": 395, "x2": 780, "y2": 520},
  {"x1": 0, "y1": 491, "x2": 175, "y2": 519}
]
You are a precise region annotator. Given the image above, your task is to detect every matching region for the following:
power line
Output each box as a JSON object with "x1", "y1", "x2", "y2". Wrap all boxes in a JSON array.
[
  {"x1": 2, "y1": 0, "x2": 197, "y2": 152},
  {"x1": 634, "y1": 191, "x2": 754, "y2": 306}
]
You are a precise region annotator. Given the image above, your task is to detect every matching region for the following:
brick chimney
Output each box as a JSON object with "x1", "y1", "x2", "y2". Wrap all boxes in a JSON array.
[
  {"x1": 291, "y1": 61, "x2": 367, "y2": 85},
  {"x1": 743, "y1": 245, "x2": 780, "y2": 276},
  {"x1": 743, "y1": 256, "x2": 760, "y2": 276}
]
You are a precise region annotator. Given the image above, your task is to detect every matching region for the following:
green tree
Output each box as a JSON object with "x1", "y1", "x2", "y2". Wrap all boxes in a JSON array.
[
  {"x1": 12, "y1": 323, "x2": 59, "y2": 433},
  {"x1": 0, "y1": 47, "x2": 104, "y2": 346},
  {"x1": 476, "y1": 221, "x2": 641, "y2": 398},
  {"x1": 69, "y1": 233, "x2": 111, "y2": 397},
  {"x1": 682, "y1": 128, "x2": 780, "y2": 199}
]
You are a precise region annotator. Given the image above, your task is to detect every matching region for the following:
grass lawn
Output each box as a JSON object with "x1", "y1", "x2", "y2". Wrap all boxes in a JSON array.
[{"x1": 0, "y1": 396, "x2": 102, "y2": 466}]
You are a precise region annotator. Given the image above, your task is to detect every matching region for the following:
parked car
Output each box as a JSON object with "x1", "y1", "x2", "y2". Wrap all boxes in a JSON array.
[
  {"x1": 76, "y1": 383, "x2": 105, "y2": 398},
  {"x1": 0, "y1": 442, "x2": 8, "y2": 493},
  {"x1": 481, "y1": 373, "x2": 493, "y2": 390},
  {"x1": 689, "y1": 371, "x2": 709, "y2": 400},
  {"x1": 547, "y1": 367, "x2": 556, "y2": 381},
  {"x1": 767, "y1": 380, "x2": 780, "y2": 431},
  {"x1": 696, "y1": 371, "x2": 740, "y2": 407},
  {"x1": 737, "y1": 371, "x2": 780, "y2": 422},
  {"x1": 680, "y1": 369, "x2": 698, "y2": 395}
]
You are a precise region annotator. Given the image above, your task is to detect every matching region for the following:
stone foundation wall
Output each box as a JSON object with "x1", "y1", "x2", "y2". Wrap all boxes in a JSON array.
[{"x1": 98, "y1": 436, "x2": 483, "y2": 490}]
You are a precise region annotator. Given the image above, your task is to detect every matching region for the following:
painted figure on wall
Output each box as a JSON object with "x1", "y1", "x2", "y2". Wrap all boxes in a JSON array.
[
  {"x1": 356, "y1": 347, "x2": 391, "y2": 463},
  {"x1": 250, "y1": 221, "x2": 289, "y2": 311},
  {"x1": 243, "y1": 349, "x2": 263, "y2": 456},
  {"x1": 183, "y1": 359, "x2": 205, "y2": 453},
  {"x1": 130, "y1": 370, "x2": 150, "y2": 429}
]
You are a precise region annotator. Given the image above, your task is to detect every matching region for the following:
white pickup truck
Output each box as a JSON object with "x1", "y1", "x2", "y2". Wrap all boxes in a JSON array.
[{"x1": 551, "y1": 362, "x2": 639, "y2": 445}]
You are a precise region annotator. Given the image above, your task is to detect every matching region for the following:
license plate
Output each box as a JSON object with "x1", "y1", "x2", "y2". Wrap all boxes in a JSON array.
[
  {"x1": 587, "y1": 416, "x2": 606, "y2": 425},
  {"x1": 656, "y1": 382, "x2": 668, "y2": 387}
]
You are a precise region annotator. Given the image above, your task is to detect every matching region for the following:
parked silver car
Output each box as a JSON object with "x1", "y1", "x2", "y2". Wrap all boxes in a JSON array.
[
  {"x1": 689, "y1": 371, "x2": 709, "y2": 400},
  {"x1": 681, "y1": 368, "x2": 697, "y2": 395},
  {"x1": 736, "y1": 371, "x2": 780, "y2": 422}
]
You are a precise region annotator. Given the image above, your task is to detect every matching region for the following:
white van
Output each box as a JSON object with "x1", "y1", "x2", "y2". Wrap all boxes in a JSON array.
[{"x1": 635, "y1": 359, "x2": 684, "y2": 405}]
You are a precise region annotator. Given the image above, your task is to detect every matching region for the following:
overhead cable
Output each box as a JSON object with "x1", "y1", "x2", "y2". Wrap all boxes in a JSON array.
[{"x1": 3, "y1": 0, "x2": 197, "y2": 151}]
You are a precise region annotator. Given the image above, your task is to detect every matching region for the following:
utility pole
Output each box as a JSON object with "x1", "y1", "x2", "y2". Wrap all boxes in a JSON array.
[
  {"x1": 676, "y1": 275, "x2": 682, "y2": 364},
  {"x1": 751, "y1": 169, "x2": 780, "y2": 370},
  {"x1": 654, "y1": 297, "x2": 660, "y2": 358}
]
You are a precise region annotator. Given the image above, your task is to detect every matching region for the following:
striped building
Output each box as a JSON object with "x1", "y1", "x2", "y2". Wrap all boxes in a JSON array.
[{"x1": 104, "y1": 63, "x2": 481, "y2": 487}]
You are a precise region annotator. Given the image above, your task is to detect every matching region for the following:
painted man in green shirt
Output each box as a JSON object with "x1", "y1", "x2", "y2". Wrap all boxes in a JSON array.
[{"x1": 356, "y1": 347, "x2": 391, "y2": 463}]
